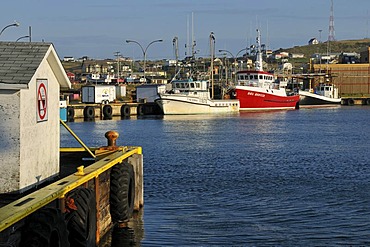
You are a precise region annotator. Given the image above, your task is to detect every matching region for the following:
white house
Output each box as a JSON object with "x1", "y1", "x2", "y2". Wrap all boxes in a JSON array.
[
  {"x1": 308, "y1": 38, "x2": 319, "y2": 45},
  {"x1": 0, "y1": 42, "x2": 71, "y2": 193}
]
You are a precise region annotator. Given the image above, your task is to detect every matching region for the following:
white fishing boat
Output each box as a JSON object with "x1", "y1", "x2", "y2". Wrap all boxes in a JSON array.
[
  {"x1": 299, "y1": 83, "x2": 341, "y2": 105},
  {"x1": 155, "y1": 79, "x2": 239, "y2": 115}
]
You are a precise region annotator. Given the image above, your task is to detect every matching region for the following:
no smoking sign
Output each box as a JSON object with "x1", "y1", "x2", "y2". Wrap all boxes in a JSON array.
[{"x1": 36, "y1": 79, "x2": 48, "y2": 122}]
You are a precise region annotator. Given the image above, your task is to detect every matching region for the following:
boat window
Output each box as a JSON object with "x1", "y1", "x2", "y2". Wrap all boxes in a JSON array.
[
  {"x1": 175, "y1": 83, "x2": 180, "y2": 88},
  {"x1": 190, "y1": 82, "x2": 195, "y2": 88},
  {"x1": 254, "y1": 75, "x2": 258, "y2": 80},
  {"x1": 196, "y1": 83, "x2": 200, "y2": 88},
  {"x1": 259, "y1": 75, "x2": 263, "y2": 79},
  {"x1": 185, "y1": 83, "x2": 189, "y2": 88}
]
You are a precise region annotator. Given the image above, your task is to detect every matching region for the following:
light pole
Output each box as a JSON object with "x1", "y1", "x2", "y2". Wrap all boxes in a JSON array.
[
  {"x1": 16, "y1": 35, "x2": 30, "y2": 42},
  {"x1": 125, "y1": 39, "x2": 163, "y2": 83},
  {"x1": 0, "y1": 21, "x2": 20, "y2": 37},
  {"x1": 218, "y1": 48, "x2": 246, "y2": 85},
  {"x1": 16, "y1": 26, "x2": 32, "y2": 42}
]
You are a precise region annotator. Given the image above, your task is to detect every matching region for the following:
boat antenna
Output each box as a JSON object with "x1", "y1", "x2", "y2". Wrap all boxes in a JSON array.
[
  {"x1": 191, "y1": 12, "x2": 196, "y2": 60},
  {"x1": 255, "y1": 29, "x2": 263, "y2": 71},
  {"x1": 188, "y1": 12, "x2": 197, "y2": 80}
]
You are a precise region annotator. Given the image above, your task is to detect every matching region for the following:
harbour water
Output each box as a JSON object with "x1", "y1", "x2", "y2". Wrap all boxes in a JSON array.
[{"x1": 61, "y1": 106, "x2": 370, "y2": 246}]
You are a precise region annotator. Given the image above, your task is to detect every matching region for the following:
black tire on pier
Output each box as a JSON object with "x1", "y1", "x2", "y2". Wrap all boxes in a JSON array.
[
  {"x1": 103, "y1": 104, "x2": 113, "y2": 119},
  {"x1": 67, "y1": 106, "x2": 75, "y2": 118},
  {"x1": 120, "y1": 105, "x2": 131, "y2": 117},
  {"x1": 20, "y1": 207, "x2": 70, "y2": 247},
  {"x1": 66, "y1": 188, "x2": 97, "y2": 247},
  {"x1": 137, "y1": 105, "x2": 144, "y2": 116},
  {"x1": 110, "y1": 162, "x2": 135, "y2": 223},
  {"x1": 83, "y1": 106, "x2": 95, "y2": 119},
  {"x1": 0, "y1": 221, "x2": 22, "y2": 246},
  {"x1": 347, "y1": 98, "x2": 355, "y2": 106}
]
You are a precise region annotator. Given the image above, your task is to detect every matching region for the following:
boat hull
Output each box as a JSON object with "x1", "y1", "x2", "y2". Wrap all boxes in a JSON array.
[
  {"x1": 155, "y1": 94, "x2": 239, "y2": 115},
  {"x1": 233, "y1": 86, "x2": 300, "y2": 111},
  {"x1": 299, "y1": 91, "x2": 341, "y2": 105}
]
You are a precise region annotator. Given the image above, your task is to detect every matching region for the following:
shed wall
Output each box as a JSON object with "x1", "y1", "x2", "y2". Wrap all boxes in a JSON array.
[
  {"x1": 0, "y1": 91, "x2": 21, "y2": 193},
  {"x1": 18, "y1": 58, "x2": 61, "y2": 191}
]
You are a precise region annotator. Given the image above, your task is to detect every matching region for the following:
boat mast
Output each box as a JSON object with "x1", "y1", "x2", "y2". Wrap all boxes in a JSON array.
[
  {"x1": 254, "y1": 29, "x2": 263, "y2": 72},
  {"x1": 171, "y1": 37, "x2": 180, "y2": 81},
  {"x1": 210, "y1": 32, "x2": 215, "y2": 99},
  {"x1": 185, "y1": 12, "x2": 197, "y2": 79},
  {"x1": 191, "y1": 12, "x2": 195, "y2": 60}
]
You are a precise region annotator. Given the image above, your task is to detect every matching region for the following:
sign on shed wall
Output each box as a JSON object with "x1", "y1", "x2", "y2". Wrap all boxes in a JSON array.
[{"x1": 36, "y1": 79, "x2": 48, "y2": 122}]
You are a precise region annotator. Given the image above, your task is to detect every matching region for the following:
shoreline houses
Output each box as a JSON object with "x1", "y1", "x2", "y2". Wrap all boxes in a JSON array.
[{"x1": 62, "y1": 39, "x2": 370, "y2": 100}]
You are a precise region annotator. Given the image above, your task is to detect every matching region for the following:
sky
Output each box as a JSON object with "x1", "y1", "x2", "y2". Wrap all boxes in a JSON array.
[{"x1": 0, "y1": 0, "x2": 369, "y2": 61}]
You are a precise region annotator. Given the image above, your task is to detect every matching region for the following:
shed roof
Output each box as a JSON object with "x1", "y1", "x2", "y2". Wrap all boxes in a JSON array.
[{"x1": 0, "y1": 42, "x2": 70, "y2": 89}]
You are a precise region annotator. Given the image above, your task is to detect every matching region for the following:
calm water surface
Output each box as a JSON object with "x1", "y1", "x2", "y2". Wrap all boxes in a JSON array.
[{"x1": 61, "y1": 106, "x2": 370, "y2": 246}]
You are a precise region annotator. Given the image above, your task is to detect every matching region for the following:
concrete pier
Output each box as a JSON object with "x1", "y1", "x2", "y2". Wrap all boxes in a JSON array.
[{"x1": 66, "y1": 102, "x2": 163, "y2": 121}]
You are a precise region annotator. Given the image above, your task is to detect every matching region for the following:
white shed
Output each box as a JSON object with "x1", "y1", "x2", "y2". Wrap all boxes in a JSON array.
[{"x1": 0, "y1": 42, "x2": 71, "y2": 193}]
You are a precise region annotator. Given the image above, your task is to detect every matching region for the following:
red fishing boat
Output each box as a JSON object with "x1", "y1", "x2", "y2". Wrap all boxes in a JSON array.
[{"x1": 229, "y1": 29, "x2": 300, "y2": 111}]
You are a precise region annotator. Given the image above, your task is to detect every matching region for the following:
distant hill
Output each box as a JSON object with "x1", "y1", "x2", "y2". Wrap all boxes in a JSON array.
[{"x1": 276, "y1": 38, "x2": 370, "y2": 57}]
